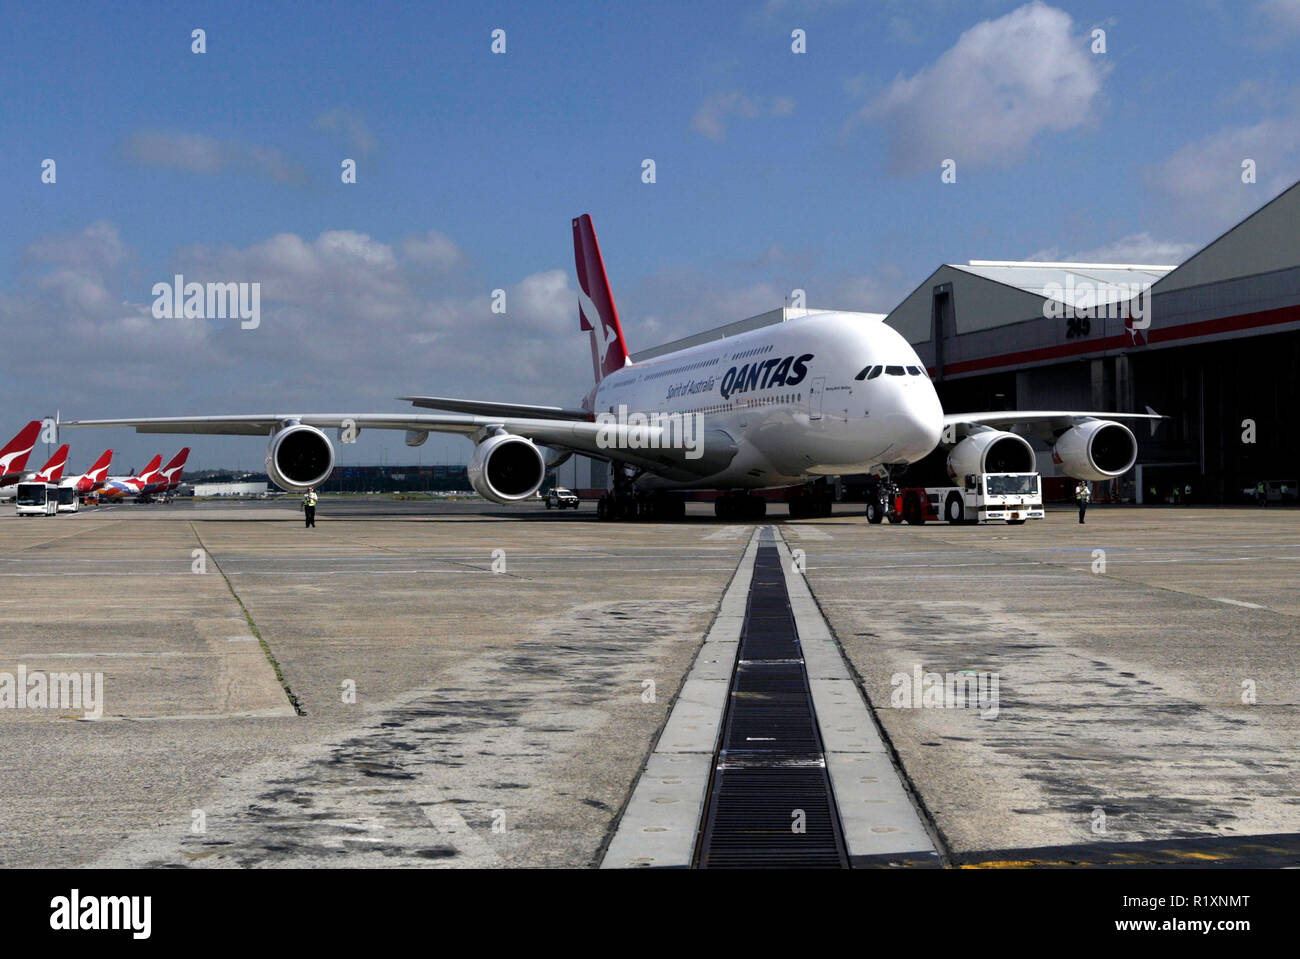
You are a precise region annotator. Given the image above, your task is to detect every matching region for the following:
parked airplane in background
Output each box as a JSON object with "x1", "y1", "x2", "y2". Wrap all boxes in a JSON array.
[
  {"x1": 31, "y1": 444, "x2": 69, "y2": 484},
  {"x1": 0, "y1": 421, "x2": 42, "y2": 498},
  {"x1": 98, "y1": 454, "x2": 163, "y2": 501},
  {"x1": 141, "y1": 447, "x2": 189, "y2": 500},
  {"x1": 62, "y1": 449, "x2": 114, "y2": 495},
  {"x1": 1, "y1": 432, "x2": 65, "y2": 501},
  {"x1": 69, "y1": 215, "x2": 1161, "y2": 520}
]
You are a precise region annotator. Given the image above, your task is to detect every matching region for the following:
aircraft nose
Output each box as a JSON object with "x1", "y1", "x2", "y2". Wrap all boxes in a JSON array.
[{"x1": 890, "y1": 383, "x2": 943, "y2": 460}]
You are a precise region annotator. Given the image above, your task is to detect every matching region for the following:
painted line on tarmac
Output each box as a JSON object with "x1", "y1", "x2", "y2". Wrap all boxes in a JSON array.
[
  {"x1": 1210, "y1": 597, "x2": 1266, "y2": 609},
  {"x1": 770, "y1": 530, "x2": 942, "y2": 867},
  {"x1": 702, "y1": 525, "x2": 746, "y2": 541},
  {"x1": 956, "y1": 832, "x2": 1300, "y2": 868},
  {"x1": 600, "y1": 530, "x2": 760, "y2": 868},
  {"x1": 785, "y1": 524, "x2": 832, "y2": 541}
]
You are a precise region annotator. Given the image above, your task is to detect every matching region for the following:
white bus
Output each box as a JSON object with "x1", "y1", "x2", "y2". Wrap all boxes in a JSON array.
[
  {"x1": 56, "y1": 485, "x2": 79, "y2": 513},
  {"x1": 16, "y1": 482, "x2": 59, "y2": 516}
]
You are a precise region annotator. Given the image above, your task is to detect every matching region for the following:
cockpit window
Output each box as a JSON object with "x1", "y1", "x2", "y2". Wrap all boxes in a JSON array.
[
  {"x1": 906, "y1": 366, "x2": 922, "y2": 375},
  {"x1": 885, "y1": 365, "x2": 905, "y2": 375},
  {"x1": 855, "y1": 365, "x2": 882, "y2": 381},
  {"x1": 866, "y1": 365, "x2": 882, "y2": 380}
]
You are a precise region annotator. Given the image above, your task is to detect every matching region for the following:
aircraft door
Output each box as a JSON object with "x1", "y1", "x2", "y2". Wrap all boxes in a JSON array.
[{"x1": 808, "y1": 377, "x2": 824, "y2": 420}]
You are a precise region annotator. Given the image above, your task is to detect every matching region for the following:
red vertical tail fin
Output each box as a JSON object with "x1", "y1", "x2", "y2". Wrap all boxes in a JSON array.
[
  {"x1": 573, "y1": 214, "x2": 631, "y2": 384},
  {"x1": 159, "y1": 447, "x2": 190, "y2": 488},
  {"x1": 0, "y1": 420, "x2": 42, "y2": 481},
  {"x1": 79, "y1": 449, "x2": 113, "y2": 492},
  {"x1": 35, "y1": 444, "x2": 70, "y2": 483},
  {"x1": 135, "y1": 454, "x2": 163, "y2": 483}
]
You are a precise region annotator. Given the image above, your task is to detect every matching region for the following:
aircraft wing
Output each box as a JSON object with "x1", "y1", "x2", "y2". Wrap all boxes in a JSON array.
[
  {"x1": 400, "y1": 396, "x2": 593, "y2": 421},
  {"x1": 65, "y1": 412, "x2": 735, "y2": 479},
  {"x1": 944, "y1": 410, "x2": 1166, "y2": 439}
]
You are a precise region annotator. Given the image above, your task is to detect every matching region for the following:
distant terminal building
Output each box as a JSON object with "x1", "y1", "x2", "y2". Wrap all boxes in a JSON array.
[
  {"x1": 192, "y1": 481, "x2": 269, "y2": 497},
  {"x1": 319, "y1": 464, "x2": 470, "y2": 493}
]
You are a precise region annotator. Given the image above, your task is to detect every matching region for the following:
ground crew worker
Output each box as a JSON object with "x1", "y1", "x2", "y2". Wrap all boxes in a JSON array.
[
  {"x1": 1258, "y1": 481, "x2": 1267, "y2": 507},
  {"x1": 1149, "y1": 485, "x2": 1158, "y2": 505},
  {"x1": 303, "y1": 487, "x2": 318, "y2": 528},
  {"x1": 1075, "y1": 480, "x2": 1091, "y2": 524}
]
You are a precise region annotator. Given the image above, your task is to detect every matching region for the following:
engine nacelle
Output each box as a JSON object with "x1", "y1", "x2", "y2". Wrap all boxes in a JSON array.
[
  {"x1": 1052, "y1": 420, "x2": 1137, "y2": 480},
  {"x1": 947, "y1": 430, "x2": 1036, "y2": 484},
  {"x1": 467, "y1": 433, "x2": 546, "y2": 503},
  {"x1": 265, "y1": 423, "x2": 335, "y2": 491}
]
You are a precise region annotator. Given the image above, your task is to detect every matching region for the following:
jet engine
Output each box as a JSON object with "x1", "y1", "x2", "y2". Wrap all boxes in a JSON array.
[
  {"x1": 468, "y1": 433, "x2": 547, "y2": 503},
  {"x1": 946, "y1": 430, "x2": 1036, "y2": 484},
  {"x1": 266, "y1": 423, "x2": 335, "y2": 491},
  {"x1": 1052, "y1": 419, "x2": 1137, "y2": 480}
]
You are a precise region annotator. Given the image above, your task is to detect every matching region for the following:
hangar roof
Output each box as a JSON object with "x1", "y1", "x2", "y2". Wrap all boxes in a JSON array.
[{"x1": 954, "y1": 261, "x2": 1174, "y2": 306}]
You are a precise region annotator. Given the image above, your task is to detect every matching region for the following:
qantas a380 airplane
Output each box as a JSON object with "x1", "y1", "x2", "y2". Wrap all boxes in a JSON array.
[{"x1": 70, "y1": 216, "x2": 1159, "y2": 520}]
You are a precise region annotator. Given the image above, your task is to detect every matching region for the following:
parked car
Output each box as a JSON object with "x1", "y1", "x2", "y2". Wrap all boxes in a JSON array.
[{"x1": 544, "y1": 487, "x2": 580, "y2": 509}]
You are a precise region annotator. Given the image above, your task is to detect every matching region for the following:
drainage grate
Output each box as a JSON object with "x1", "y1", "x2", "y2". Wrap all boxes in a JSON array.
[{"x1": 695, "y1": 543, "x2": 849, "y2": 868}]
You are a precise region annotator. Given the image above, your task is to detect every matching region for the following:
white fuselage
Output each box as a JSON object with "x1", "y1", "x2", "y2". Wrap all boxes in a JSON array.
[{"x1": 591, "y1": 312, "x2": 944, "y2": 490}]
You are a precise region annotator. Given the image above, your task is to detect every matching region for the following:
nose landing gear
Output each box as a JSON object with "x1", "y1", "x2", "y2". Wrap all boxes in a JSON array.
[{"x1": 864, "y1": 475, "x2": 901, "y2": 525}]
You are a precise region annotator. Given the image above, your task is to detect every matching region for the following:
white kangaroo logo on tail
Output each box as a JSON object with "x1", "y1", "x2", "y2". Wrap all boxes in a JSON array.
[{"x1": 578, "y1": 287, "x2": 617, "y2": 363}]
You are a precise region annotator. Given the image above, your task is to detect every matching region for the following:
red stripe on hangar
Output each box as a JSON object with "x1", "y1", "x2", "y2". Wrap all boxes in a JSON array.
[{"x1": 931, "y1": 302, "x2": 1300, "y2": 377}]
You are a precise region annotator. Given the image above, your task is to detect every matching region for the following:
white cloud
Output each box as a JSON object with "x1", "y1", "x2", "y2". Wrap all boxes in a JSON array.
[
  {"x1": 125, "y1": 131, "x2": 305, "y2": 184},
  {"x1": 1028, "y1": 232, "x2": 1198, "y2": 265},
  {"x1": 856, "y1": 2, "x2": 1106, "y2": 173},
  {"x1": 314, "y1": 108, "x2": 378, "y2": 158},
  {"x1": 0, "y1": 221, "x2": 594, "y2": 438},
  {"x1": 691, "y1": 92, "x2": 796, "y2": 142},
  {"x1": 400, "y1": 231, "x2": 467, "y2": 272},
  {"x1": 1145, "y1": 111, "x2": 1300, "y2": 227}
]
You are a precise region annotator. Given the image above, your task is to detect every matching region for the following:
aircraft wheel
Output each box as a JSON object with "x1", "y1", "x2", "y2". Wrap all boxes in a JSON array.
[{"x1": 866, "y1": 501, "x2": 884, "y2": 524}]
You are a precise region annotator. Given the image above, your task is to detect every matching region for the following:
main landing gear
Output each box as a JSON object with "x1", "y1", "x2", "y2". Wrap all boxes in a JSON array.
[
  {"x1": 596, "y1": 491, "x2": 688, "y2": 521},
  {"x1": 595, "y1": 468, "x2": 688, "y2": 521},
  {"x1": 787, "y1": 484, "x2": 833, "y2": 519}
]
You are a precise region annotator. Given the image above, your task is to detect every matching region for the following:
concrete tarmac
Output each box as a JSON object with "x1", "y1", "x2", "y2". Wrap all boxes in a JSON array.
[{"x1": 0, "y1": 498, "x2": 1295, "y2": 867}]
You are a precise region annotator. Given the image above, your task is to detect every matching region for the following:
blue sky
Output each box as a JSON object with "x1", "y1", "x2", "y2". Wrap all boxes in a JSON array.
[{"x1": 2, "y1": 0, "x2": 1298, "y2": 470}]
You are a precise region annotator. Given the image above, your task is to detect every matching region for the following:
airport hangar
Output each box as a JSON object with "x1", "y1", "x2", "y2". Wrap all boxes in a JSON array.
[{"x1": 567, "y1": 180, "x2": 1300, "y2": 505}]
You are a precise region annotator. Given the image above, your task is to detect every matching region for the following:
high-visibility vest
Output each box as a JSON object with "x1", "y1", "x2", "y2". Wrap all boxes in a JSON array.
[{"x1": 304, "y1": 492, "x2": 318, "y2": 507}]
